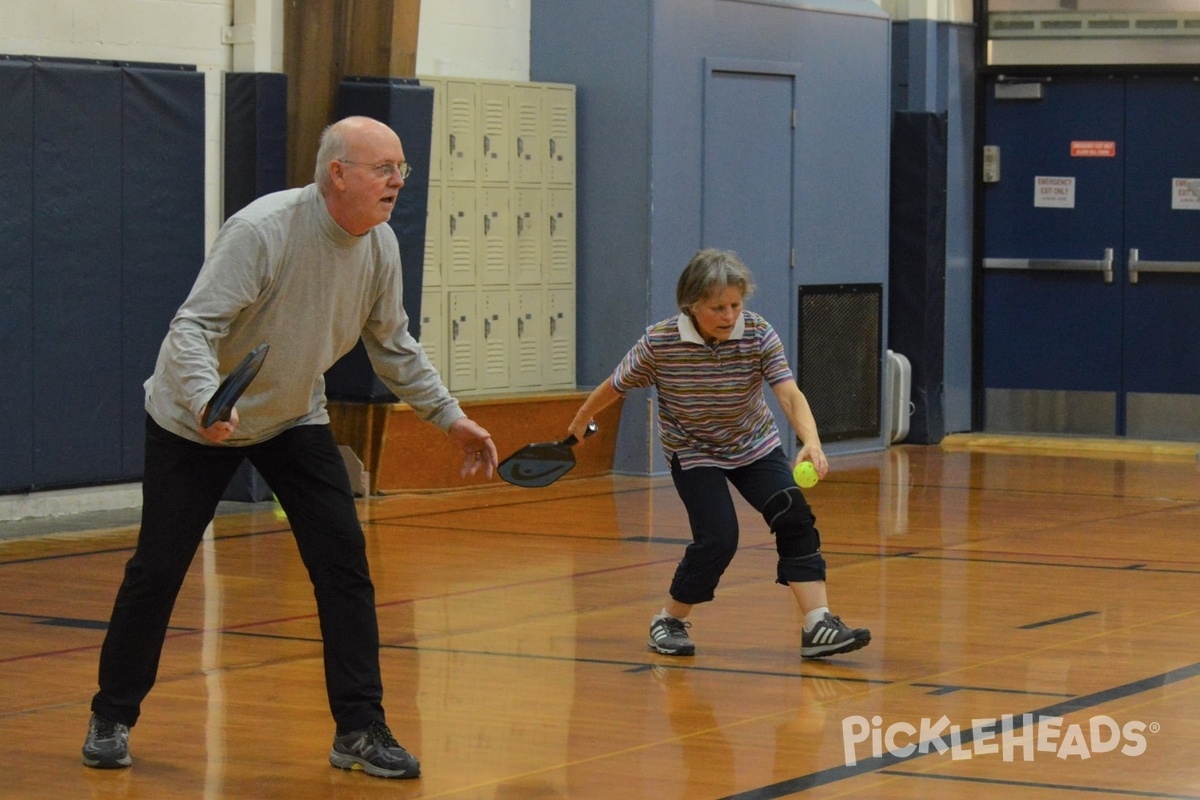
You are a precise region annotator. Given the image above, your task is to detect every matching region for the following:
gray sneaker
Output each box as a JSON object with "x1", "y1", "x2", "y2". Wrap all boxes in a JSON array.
[
  {"x1": 329, "y1": 720, "x2": 420, "y2": 779},
  {"x1": 801, "y1": 612, "x2": 871, "y2": 658},
  {"x1": 648, "y1": 616, "x2": 695, "y2": 656},
  {"x1": 81, "y1": 713, "x2": 132, "y2": 769}
]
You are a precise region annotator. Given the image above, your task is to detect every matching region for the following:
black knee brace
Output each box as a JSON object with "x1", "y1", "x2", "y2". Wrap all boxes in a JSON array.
[{"x1": 762, "y1": 486, "x2": 826, "y2": 584}]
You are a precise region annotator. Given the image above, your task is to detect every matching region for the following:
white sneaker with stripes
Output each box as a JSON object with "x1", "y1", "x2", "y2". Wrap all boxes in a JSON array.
[
  {"x1": 647, "y1": 615, "x2": 695, "y2": 656},
  {"x1": 801, "y1": 612, "x2": 870, "y2": 658}
]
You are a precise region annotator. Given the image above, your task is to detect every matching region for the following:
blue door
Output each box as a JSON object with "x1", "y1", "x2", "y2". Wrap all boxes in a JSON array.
[
  {"x1": 1121, "y1": 78, "x2": 1200, "y2": 439},
  {"x1": 982, "y1": 75, "x2": 1200, "y2": 439},
  {"x1": 702, "y1": 62, "x2": 797, "y2": 451}
]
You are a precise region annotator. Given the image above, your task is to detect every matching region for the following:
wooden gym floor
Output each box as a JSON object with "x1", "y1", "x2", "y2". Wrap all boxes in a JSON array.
[{"x1": 1, "y1": 438, "x2": 1199, "y2": 799}]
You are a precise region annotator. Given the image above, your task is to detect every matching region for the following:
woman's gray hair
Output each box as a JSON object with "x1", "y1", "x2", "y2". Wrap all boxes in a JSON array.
[
  {"x1": 676, "y1": 248, "x2": 756, "y2": 315},
  {"x1": 314, "y1": 121, "x2": 351, "y2": 192}
]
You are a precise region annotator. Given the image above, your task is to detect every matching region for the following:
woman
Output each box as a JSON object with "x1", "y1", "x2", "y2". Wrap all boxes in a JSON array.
[{"x1": 568, "y1": 249, "x2": 870, "y2": 659}]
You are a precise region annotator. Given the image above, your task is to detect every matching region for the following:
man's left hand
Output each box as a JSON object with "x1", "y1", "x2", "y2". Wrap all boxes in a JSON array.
[{"x1": 448, "y1": 418, "x2": 498, "y2": 479}]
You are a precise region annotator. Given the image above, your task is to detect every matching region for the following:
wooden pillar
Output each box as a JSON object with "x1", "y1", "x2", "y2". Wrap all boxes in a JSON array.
[{"x1": 282, "y1": 0, "x2": 422, "y2": 189}]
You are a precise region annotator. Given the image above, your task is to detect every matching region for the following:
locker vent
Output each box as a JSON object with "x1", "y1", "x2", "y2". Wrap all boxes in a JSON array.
[{"x1": 796, "y1": 284, "x2": 882, "y2": 443}]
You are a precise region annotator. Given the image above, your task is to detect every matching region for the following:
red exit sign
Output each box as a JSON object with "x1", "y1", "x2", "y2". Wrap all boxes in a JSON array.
[{"x1": 1071, "y1": 141, "x2": 1116, "y2": 157}]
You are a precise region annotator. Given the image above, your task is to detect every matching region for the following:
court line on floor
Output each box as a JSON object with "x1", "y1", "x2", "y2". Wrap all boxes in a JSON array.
[
  {"x1": 1, "y1": 540, "x2": 1193, "y2": 668},
  {"x1": 876, "y1": 770, "x2": 1200, "y2": 799},
  {"x1": 899, "y1": 552, "x2": 1200, "y2": 576},
  {"x1": 712, "y1": 660, "x2": 1200, "y2": 800},
  {"x1": 7, "y1": 616, "x2": 1191, "y2": 800}
]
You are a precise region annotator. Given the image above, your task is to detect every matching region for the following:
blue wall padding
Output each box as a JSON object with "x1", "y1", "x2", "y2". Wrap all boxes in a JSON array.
[
  {"x1": 33, "y1": 61, "x2": 125, "y2": 487},
  {"x1": 0, "y1": 58, "x2": 204, "y2": 493},
  {"x1": 0, "y1": 60, "x2": 35, "y2": 492},
  {"x1": 324, "y1": 78, "x2": 433, "y2": 402},
  {"x1": 889, "y1": 111, "x2": 948, "y2": 444},
  {"x1": 121, "y1": 67, "x2": 206, "y2": 474},
  {"x1": 223, "y1": 72, "x2": 288, "y2": 219}
]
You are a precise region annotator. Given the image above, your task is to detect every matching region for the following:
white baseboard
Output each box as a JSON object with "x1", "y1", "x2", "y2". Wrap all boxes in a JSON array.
[{"x1": 0, "y1": 483, "x2": 142, "y2": 523}]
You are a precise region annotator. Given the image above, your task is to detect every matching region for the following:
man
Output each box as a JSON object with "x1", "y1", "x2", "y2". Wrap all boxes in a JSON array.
[{"x1": 81, "y1": 116, "x2": 497, "y2": 780}]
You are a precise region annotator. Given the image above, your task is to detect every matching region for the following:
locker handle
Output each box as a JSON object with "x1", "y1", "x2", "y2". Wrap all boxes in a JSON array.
[
  {"x1": 452, "y1": 320, "x2": 459, "y2": 339},
  {"x1": 518, "y1": 318, "x2": 525, "y2": 337},
  {"x1": 449, "y1": 216, "x2": 457, "y2": 235},
  {"x1": 449, "y1": 133, "x2": 457, "y2": 153},
  {"x1": 1127, "y1": 248, "x2": 1200, "y2": 284},
  {"x1": 983, "y1": 248, "x2": 1113, "y2": 284},
  {"x1": 517, "y1": 216, "x2": 524, "y2": 235},
  {"x1": 550, "y1": 217, "x2": 557, "y2": 236},
  {"x1": 484, "y1": 215, "x2": 490, "y2": 235},
  {"x1": 483, "y1": 134, "x2": 490, "y2": 155},
  {"x1": 517, "y1": 137, "x2": 525, "y2": 157},
  {"x1": 485, "y1": 318, "x2": 491, "y2": 337},
  {"x1": 550, "y1": 139, "x2": 557, "y2": 158},
  {"x1": 550, "y1": 316, "x2": 556, "y2": 336}
]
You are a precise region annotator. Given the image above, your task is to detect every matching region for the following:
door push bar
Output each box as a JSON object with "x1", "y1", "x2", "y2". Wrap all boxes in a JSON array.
[
  {"x1": 1127, "y1": 249, "x2": 1200, "y2": 284},
  {"x1": 983, "y1": 248, "x2": 1113, "y2": 284}
]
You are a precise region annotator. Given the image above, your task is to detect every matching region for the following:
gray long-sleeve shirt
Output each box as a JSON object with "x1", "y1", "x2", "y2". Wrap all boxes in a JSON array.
[{"x1": 145, "y1": 183, "x2": 463, "y2": 445}]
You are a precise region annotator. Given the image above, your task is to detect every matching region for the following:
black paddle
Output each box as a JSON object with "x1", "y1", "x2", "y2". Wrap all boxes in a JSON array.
[
  {"x1": 201, "y1": 343, "x2": 270, "y2": 428},
  {"x1": 498, "y1": 421, "x2": 598, "y2": 488}
]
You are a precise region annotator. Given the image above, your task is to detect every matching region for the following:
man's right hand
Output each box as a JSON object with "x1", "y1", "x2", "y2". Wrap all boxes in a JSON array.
[{"x1": 198, "y1": 406, "x2": 239, "y2": 443}]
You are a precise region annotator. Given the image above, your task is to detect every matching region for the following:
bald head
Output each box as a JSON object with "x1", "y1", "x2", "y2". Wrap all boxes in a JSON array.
[{"x1": 314, "y1": 116, "x2": 402, "y2": 193}]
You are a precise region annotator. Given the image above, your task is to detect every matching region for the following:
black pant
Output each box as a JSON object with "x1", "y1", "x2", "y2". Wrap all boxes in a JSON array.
[{"x1": 91, "y1": 415, "x2": 384, "y2": 732}]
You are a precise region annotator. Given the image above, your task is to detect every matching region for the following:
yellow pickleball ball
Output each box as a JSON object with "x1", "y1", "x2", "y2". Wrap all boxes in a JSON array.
[{"x1": 793, "y1": 461, "x2": 819, "y2": 488}]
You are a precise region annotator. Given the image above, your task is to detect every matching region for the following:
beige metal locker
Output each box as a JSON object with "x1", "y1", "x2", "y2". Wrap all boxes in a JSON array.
[
  {"x1": 410, "y1": 78, "x2": 576, "y2": 397},
  {"x1": 418, "y1": 289, "x2": 446, "y2": 377},
  {"x1": 546, "y1": 288, "x2": 575, "y2": 387},
  {"x1": 479, "y1": 290, "x2": 511, "y2": 392},
  {"x1": 546, "y1": 188, "x2": 575, "y2": 286},
  {"x1": 448, "y1": 290, "x2": 478, "y2": 393},
  {"x1": 423, "y1": 185, "x2": 442, "y2": 288},
  {"x1": 513, "y1": 189, "x2": 544, "y2": 286},
  {"x1": 444, "y1": 186, "x2": 477, "y2": 287},
  {"x1": 478, "y1": 188, "x2": 511, "y2": 287},
  {"x1": 545, "y1": 84, "x2": 576, "y2": 186},
  {"x1": 512, "y1": 85, "x2": 545, "y2": 186},
  {"x1": 480, "y1": 82, "x2": 511, "y2": 185},
  {"x1": 421, "y1": 76, "x2": 445, "y2": 183},
  {"x1": 445, "y1": 79, "x2": 478, "y2": 184},
  {"x1": 512, "y1": 289, "x2": 544, "y2": 389}
]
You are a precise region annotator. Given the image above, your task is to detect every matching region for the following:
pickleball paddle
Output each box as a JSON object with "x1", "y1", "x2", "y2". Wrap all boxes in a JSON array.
[
  {"x1": 201, "y1": 343, "x2": 269, "y2": 428},
  {"x1": 498, "y1": 421, "x2": 598, "y2": 488}
]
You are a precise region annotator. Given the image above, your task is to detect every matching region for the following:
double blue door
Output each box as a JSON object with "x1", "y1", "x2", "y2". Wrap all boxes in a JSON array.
[{"x1": 983, "y1": 75, "x2": 1200, "y2": 440}]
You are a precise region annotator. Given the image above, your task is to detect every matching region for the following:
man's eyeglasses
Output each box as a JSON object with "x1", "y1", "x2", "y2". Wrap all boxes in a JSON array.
[{"x1": 338, "y1": 160, "x2": 412, "y2": 180}]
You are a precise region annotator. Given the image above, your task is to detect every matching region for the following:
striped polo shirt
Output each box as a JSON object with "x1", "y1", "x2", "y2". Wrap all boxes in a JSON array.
[{"x1": 612, "y1": 310, "x2": 794, "y2": 469}]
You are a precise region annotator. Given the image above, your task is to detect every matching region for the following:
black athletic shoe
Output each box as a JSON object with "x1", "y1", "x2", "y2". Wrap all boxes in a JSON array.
[
  {"x1": 329, "y1": 720, "x2": 420, "y2": 779},
  {"x1": 82, "y1": 713, "x2": 132, "y2": 769},
  {"x1": 648, "y1": 615, "x2": 696, "y2": 656},
  {"x1": 801, "y1": 612, "x2": 871, "y2": 658}
]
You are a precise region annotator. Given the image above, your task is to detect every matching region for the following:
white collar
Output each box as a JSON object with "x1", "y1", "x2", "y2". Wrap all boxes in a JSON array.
[{"x1": 678, "y1": 311, "x2": 745, "y2": 345}]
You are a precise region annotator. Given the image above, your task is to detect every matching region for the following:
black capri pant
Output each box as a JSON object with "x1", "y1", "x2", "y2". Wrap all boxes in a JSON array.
[{"x1": 667, "y1": 447, "x2": 823, "y2": 605}]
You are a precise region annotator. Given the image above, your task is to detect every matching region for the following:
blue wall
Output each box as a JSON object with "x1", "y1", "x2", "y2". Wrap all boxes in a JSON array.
[{"x1": 533, "y1": 0, "x2": 892, "y2": 473}]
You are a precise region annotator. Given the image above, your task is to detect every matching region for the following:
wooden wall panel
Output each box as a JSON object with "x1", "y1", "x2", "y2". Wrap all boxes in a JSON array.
[
  {"x1": 367, "y1": 393, "x2": 624, "y2": 492},
  {"x1": 283, "y1": 0, "x2": 422, "y2": 188}
]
